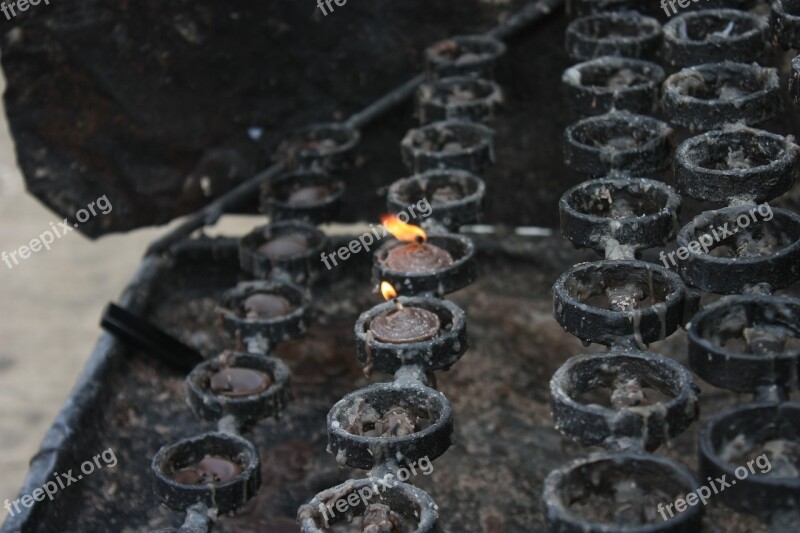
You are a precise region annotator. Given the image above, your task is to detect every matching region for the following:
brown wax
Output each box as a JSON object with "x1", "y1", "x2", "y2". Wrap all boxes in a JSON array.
[
  {"x1": 210, "y1": 367, "x2": 271, "y2": 397},
  {"x1": 286, "y1": 185, "x2": 331, "y2": 206},
  {"x1": 256, "y1": 233, "x2": 308, "y2": 258},
  {"x1": 384, "y1": 242, "x2": 454, "y2": 273},
  {"x1": 369, "y1": 307, "x2": 440, "y2": 344},
  {"x1": 173, "y1": 456, "x2": 242, "y2": 484},
  {"x1": 242, "y1": 293, "x2": 293, "y2": 319}
]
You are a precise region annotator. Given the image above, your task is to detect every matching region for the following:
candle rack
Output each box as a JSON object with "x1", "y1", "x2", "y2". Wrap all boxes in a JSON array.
[{"x1": 297, "y1": 31, "x2": 502, "y2": 531}]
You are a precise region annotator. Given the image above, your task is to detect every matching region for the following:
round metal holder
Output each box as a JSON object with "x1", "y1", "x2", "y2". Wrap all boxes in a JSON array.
[
  {"x1": 676, "y1": 206, "x2": 800, "y2": 294},
  {"x1": 327, "y1": 381, "x2": 454, "y2": 470},
  {"x1": 550, "y1": 351, "x2": 699, "y2": 451},
  {"x1": 373, "y1": 233, "x2": 477, "y2": 296},
  {"x1": 563, "y1": 111, "x2": 672, "y2": 176},
  {"x1": 552, "y1": 260, "x2": 686, "y2": 346},
  {"x1": 260, "y1": 169, "x2": 344, "y2": 225},
  {"x1": 239, "y1": 220, "x2": 326, "y2": 283},
  {"x1": 387, "y1": 169, "x2": 486, "y2": 230},
  {"x1": 186, "y1": 351, "x2": 292, "y2": 424},
  {"x1": 687, "y1": 295, "x2": 800, "y2": 393},
  {"x1": 565, "y1": 11, "x2": 663, "y2": 62},
  {"x1": 662, "y1": 63, "x2": 781, "y2": 132},
  {"x1": 297, "y1": 478, "x2": 438, "y2": 533},
  {"x1": 354, "y1": 296, "x2": 467, "y2": 374},
  {"x1": 771, "y1": 1, "x2": 800, "y2": 50},
  {"x1": 662, "y1": 9, "x2": 769, "y2": 68},
  {"x1": 416, "y1": 76, "x2": 503, "y2": 125},
  {"x1": 424, "y1": 35, "x2": 506, "y2": 80},
  {"x1": 217, "y1": 280, "x2": 311, "y2": 342},
  {"x1": 674, "y1": 127, "x2": 797, "y2": 204},
  {"x1": 400, "y1": 120, "x2": 495, "y2": 174},
  {"x1": 275, "y1": 122, "x2": 360, "y2": 171},
  {"x1": 542, "y1": 453, "x2": 702, "y2": 533},
  {"x1": 699, "y1": 402, "x2": 800, "y2": 516},
  {"x1": 559, "y1": 177, "x2": 681, "y2": 253},
  {"x1": 562, "y1": 56, "x2": 664, "y2": 118},
  {"x1": 151, "y1": 432, "x2": 261, "y2": 514}
]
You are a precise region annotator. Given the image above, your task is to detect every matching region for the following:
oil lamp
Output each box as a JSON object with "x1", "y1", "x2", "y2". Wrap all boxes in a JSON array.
[
  {"x1": 368, "y1": 282, "x2": 441, "y2": 344},
  {"x1": 380, "y1": 216, "x2": 453, "y2": 273}
]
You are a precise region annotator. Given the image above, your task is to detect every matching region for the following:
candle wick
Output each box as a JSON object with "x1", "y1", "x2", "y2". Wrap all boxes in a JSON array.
[
  {"x1": 415, "y1": 235, "x2": 425, "y2": 245},
  {"x1": 393, "y1": 298, "x2": 404, "y2": 310}
]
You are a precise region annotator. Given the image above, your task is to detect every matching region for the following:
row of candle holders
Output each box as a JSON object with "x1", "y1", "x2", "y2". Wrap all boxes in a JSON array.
[
  {"x1": 147, "y1": 25, "x2": 511, "y2": 532},
  {"x1": 296, "y1": 31, "x2": 507, "y2": 533},
  {"x1": 544, "y1": 2, "x2": 800, "y2": 532}
]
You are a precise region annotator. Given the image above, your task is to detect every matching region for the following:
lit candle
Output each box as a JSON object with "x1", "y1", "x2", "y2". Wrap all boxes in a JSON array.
[
  {"x1": 172, "y1": 456, "x2": 243, "y2": 484},
  {"x1": 369, "y1": 282, "x2": 441, "y2": 344},
  {"x1": 210, "y1": 367, "x2": 272, "y2": 397},
  {"x1": 380, "y1": 215, "x2": 454, "y2": 273}
]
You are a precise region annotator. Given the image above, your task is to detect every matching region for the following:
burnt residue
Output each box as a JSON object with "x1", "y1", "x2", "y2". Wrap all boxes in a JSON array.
[
  {"x1": 565, "y1": 11, "x2": 663, "y2": 61},
  {"x1": 563, "y1": 110, "x2": 673, "y2": 176},
  {"x1": 559, "y1": 176, "x2": 681, "y2": 253},
  {"x1": 662, "y1": 62, "x2": 781, "y2": 132},
  {"x1": 675, "y1": 126, "x2": 798, "y2": 205},
  {"x1": 562, "y1": 56, "x2": 665, "y2": 117},
  {"x1": 416, "y1": 76, "x2": 503, "y2": 125},
  {"x1": 676, "y1": 206, "x2": 800, "y2": 294},
  {"x1": 424, "y1": 35, "x2": 506, "y2": 80},
  {"x1": 662, "y1": 8, "x2": 769, "y2": 67},
  {"x1": 400, "y1": 120, "x2": 495, "y2": 174}
]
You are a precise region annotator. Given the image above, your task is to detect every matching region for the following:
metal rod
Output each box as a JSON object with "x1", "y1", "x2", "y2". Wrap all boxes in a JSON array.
[{"x1": 145, "y1": 0, "x2": 565, "y2": 257}]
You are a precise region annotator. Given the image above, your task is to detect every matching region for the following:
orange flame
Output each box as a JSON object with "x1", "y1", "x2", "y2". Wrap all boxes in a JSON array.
[
  {"x1": 380, "y1": 281, "x2": 397, "y2": 301},
  {"x1": 381, "y1": 215, "x2": 427, "y2": 243}
]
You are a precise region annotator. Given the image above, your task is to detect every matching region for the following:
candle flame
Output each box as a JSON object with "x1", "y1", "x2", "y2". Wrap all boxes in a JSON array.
[
  {"x1": 380, "y1": 215, "x2": 427, "y2": 243},
  {"x1": 380, "y1": 281, "x2": 398, "y2": 301}
]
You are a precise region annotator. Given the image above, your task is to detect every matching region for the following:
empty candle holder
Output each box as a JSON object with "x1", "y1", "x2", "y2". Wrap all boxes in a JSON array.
[
  {"x1": 687, "y1": 295, "x2": 800, "y2": 393},
  {"x1": 542, "y1": 453, "x2": 703, "y2": 532},
  {"x1": 373, "y1": 233, "x2": 476, "y2": 296},
  {"x1": 298, "y1": 477, "x2": 438, "y2": 533},
  {"x1": 562, "y1": 56, "x2": 665, "y2": 117},
  {"x1": 662, "y1": 63, "x2": 781, "y2": 132},
  {"x1": 553, "y1": 260, "x2": 686, "y2": 346},
  {"x1": 676, "y1": 206, "x2": 800, "y2": 294},
  {"x1": 564, "y1": 111, "x2": 673, "y2": 176},
  {"x1": 354, "y1": 295, "x2": 467, "y2": 374},
  {"x1": 275, "y1": 122, "x2": 360, "y2": 171},
  {"x1": 260, "y1": 169, "x2": 344, "y2": 225},
  {"x1": 699, "y1": 402, "x2": 800, "y2": 517},
  {"x1": 186, "y1": 351, "x2": 292, "y2": 425},
  {"x1": 400, "y1": 120, "x2": 495, "y2": 174},
  {"x1": 239, "y1": 220, "x2": 326, "y2": 283},
  {"x1": 675, "y1": 127, "x2": 798, "y2": 204},
  {"x1": 416, "y1": 76, "x2": 503, "y2": 125},
  {"x1": 559, "y1": 176, "x2": 681, "y2": 253},
  {"x1": 550, "y1": 350, "x2": 699, "y2": 452},
  {"x1": 565, "y1": 11, "x2": 663, "y2": 62},
  {"x1": 151, "y1": 432, "x2": 261, "y2": 514},
  {"x1": 387, "y1": 169, "x2": 485, "y2": 230},
  {"x1": 217, "y1": 280, "x2": 311, "y2": 343},
  {"x1": 326, "y1": 381, "x2": 454, "y2": 470},
  {"x1": 662, "y1": 9, "x2": 769, "y2": 68},
  {"x1": 424, "y1": 35, "x2": 506, "y2": 80}
]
